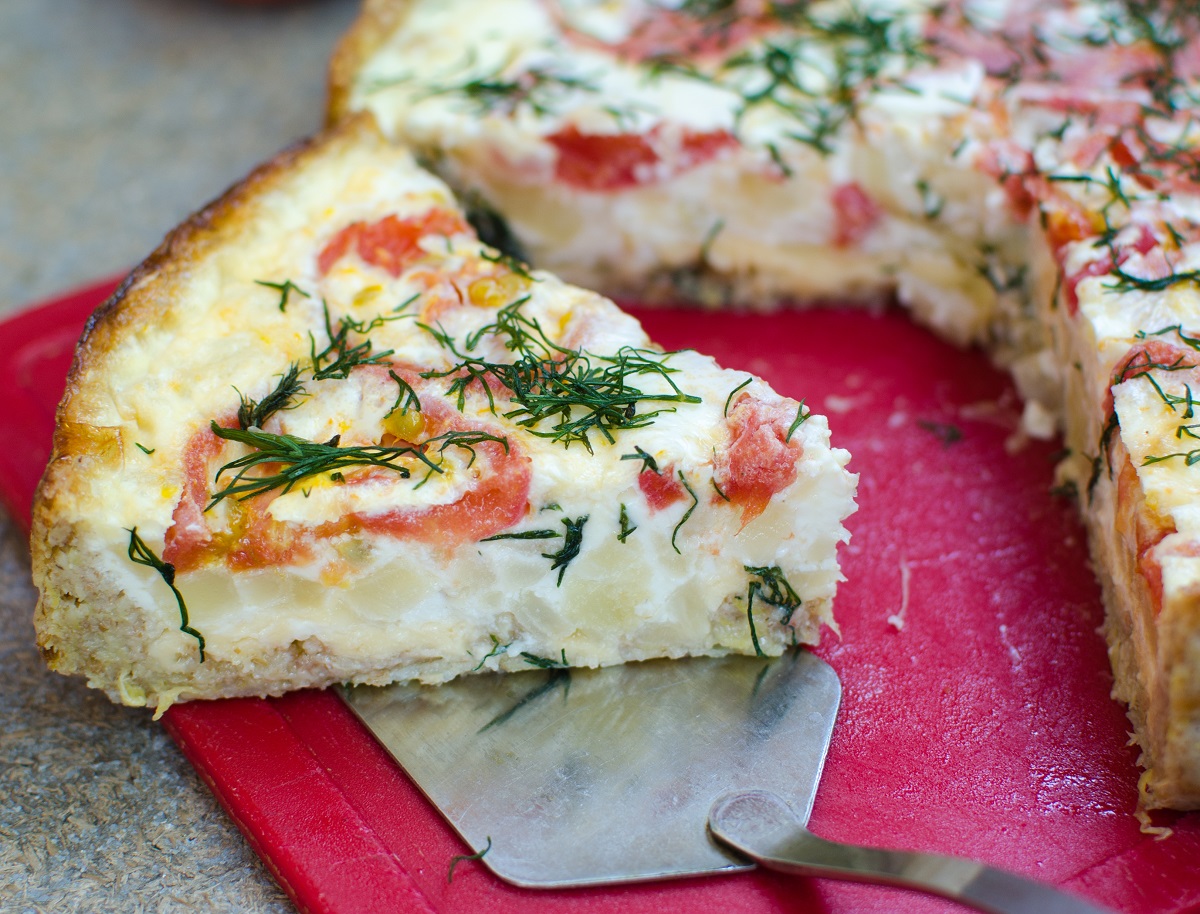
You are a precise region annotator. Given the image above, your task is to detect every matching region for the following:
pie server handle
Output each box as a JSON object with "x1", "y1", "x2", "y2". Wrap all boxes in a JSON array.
[{"x1": 708, "y1": 790, "x2": 1116, "y2": 914}]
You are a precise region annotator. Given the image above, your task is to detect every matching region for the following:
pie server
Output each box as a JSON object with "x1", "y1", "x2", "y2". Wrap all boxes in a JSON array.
[{"x1": 340, "y1": 650, "x2": 1114, "y2": 913}]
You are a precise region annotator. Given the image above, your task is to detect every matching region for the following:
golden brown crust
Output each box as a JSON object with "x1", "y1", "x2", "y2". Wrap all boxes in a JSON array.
[
  {"x1": 327, "y1": 0, "x2": 416, "y2": 124},
  {"x1": 30, "y1": 115, "x2": 388, "y2": 633}
]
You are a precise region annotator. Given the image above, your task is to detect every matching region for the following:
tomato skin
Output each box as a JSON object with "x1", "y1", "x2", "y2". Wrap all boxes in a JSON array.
[
  {"x1": 546, "y1": 125, "x2": 737, "y2": 192},
  {"x1": 713, "y1": 396, "x2": 802, "y2": 529},
  {"x1": 318, "y1": 209, "x2": 471, "y2": 277},
  {"x1": 163, "y1": 422, "x2": 227, "y2": 571},
  {"x1": 638, "y1": 465, "x2": 686, "y2": 512},
  {"x1": 347, "y1": 393, "x2": 532, "y2": 545}
]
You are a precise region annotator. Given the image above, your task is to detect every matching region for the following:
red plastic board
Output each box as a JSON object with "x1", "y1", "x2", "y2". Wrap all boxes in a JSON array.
[{"x1": 4, "y1": 278, "x2": 1199, "y2": 914}]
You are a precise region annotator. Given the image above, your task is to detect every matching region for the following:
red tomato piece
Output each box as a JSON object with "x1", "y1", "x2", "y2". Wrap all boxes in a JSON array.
[
  {"x1": 546, "y1": 125, "x2": 736, "y2": 192},
  {"x1": 830, "y1": 182, "x2": 882, "y2": 248},
  {"x1": 318, "y1": 209, "x2": 472, "y2": 277},
  {"x1": 713, "y1": 396, "x2": 802, "y2": 529},
  {"x1": 164, "y1": 375, "x2": 531, "y2": 574},
  {"x1": 163, "y1": 422, "x2": 227, "y2": 571},
  {"x1": 349, "y1": 394, "x2": 531, "y2": 546},
  {"x1": 638, "y1": 464, "x2": 687, "y2": 512}
]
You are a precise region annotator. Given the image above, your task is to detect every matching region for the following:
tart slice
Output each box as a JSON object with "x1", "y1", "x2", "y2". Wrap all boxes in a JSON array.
[{"x1": 31, "y1": 116, "x2": 855, "y2": 714}]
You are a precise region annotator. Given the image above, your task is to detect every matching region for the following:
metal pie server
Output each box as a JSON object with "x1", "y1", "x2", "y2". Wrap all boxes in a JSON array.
[{"x1": 341, "y1": 650, "x2": 1114, "y2": 913}]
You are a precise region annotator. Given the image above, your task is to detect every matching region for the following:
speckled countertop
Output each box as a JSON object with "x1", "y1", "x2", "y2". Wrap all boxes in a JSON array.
[{"x1": 0, "y1": 2, "x2": 361, "y2": 910}]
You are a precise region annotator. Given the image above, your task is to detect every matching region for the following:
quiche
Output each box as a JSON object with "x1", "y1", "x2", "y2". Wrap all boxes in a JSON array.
[
  {"x1": 328, "y1": 0, "x2": 1200, "y2": 809},
  {"x1": 31, "y1": 116, "x2": 856, "y2": 717}
]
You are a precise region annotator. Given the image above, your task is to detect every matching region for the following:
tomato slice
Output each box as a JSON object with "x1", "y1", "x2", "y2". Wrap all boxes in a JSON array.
[
  {"x1": 547, "y1": 125, "x2": 737, "y2": 192},
  {"x1": 163, "y1": 373, "x2": 530, "y2": 574},
  {"x1": 318, "y1": 209, "x2": 472, "y2": 277}
]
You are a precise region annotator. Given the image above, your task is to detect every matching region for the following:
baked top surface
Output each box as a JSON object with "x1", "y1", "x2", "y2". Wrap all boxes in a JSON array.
[{"x1": 31, "y1": 116, "x2": 855, "y2": 709}]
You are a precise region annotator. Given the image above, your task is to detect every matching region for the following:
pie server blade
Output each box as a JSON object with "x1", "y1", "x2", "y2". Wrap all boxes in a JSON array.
[{"x1": 340, "y1": 651, "x2": 1113, "y2": 913}]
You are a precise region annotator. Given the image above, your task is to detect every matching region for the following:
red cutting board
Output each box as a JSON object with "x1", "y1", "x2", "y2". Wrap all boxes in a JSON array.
[{"x1": 4, "y1": 278, "x2": 1200, "y2": 914}]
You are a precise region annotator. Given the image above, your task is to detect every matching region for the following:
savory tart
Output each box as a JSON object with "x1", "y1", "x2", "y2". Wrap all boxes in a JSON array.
[
  {"x1": 31, "y1": 115, "x2": 856, "y2": 716},
  {"x1": 328, "y1": 0, "x2": 1200, "y2": 809}
]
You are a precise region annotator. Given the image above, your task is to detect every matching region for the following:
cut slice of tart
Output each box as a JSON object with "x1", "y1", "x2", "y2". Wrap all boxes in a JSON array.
[
  {"x1": 327, "y1": 0, "x2": 1200, "y2": 809},
  {"x1": 31, "y1": 115, "x2": 856, "y2": 715}
]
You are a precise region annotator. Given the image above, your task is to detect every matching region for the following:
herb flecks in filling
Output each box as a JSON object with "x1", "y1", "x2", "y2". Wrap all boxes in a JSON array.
[
  {"x1": 126, "y1": 527, "x2": 205, "y2": 662},
  {"x1": 420, "y1": 299, "x2": 700, "y2": 451},
  {"x1": 544, "y1": 515, "x2": 588, "y2": 586}
]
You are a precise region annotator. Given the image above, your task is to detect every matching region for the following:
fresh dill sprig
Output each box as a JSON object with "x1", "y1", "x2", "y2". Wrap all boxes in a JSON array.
[
  {"x1": 447, "y1": 837, "x2": 492, "y2": 883},
  {"x1": 126, "y1": 527, "x2": 205, "y2": 661},
  {"x1": 480, "y1": 529, "x2": 560, "y2": 541},
  {"x1": 386, "y1": 369, "x2": 422, "y2": 418},
  {"x1": 255, "y1": 278, "x2": 310, "y2": 312},
  {"x1": 414, "y1": 57, "x2": 599, "y2": 117},
  {"x1": 521, "y1": 649, "x2": 569, "y2": 669},
  {"x1": 1136, "y1": 325, "x2": 1200, "y2": 352},
  {"x1": 617, "y1": 503, "x2": 637, "y2": 542},
  {"x1": 420, "y1": 299, "x2": 701, "y2": 451},
  {"x1": 671, "y1": 472, "x2": 699, "y2": 554},
  {"x1": 205, "y1": 423, "x2": 439, "y2": 508},
  {"x1": 471, "y1": 635, "x2": 513, "y2": 672},
  {"x1": 543, "y1": 515, "x2": 588, "y2": 585},
  {"x1": 620, "y1": 446, "x2": 660, "y2": 474},
  {"x1": 310, "y1": 302, "x2": 396, "y2": 381},
  {"x1": 480, "y1": 248, "x2": 538, "y2": 281},
  {"x1": 785, "y1": 399, "x2": 810, "y2": 442},
  {"x1": 135, "y1": 443, "x2": 155, "y2": 455},
  {"x1": 237, "y1": 363, "x2": 306, "y2": 430},
  {"x1": 724, "y1": 377, "x2": 752, "y2": 417},
  {"x1": 744, "y1": 564, "x2": 803, "y2": 657}
]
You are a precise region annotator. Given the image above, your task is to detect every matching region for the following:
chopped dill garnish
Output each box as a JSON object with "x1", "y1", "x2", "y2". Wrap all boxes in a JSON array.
[
  {"x1": 700, "y1": 219, "x2": 725, "y2": 263},
  {"x1": 521, "y1": 649, "x2": 569, "y2": 669},
  {"x1": 671, "y1": 472, "x2": 699, "y2": 554},
  {"x1": 915, "y1": 178, "x2": 945, "y2": 219},
  {"x1": 237, "y1": 363, "x2": 306, "y2": 430},
  {"x1": 420, "y1": 299, "x2": 700, "y2": 451},
  {"x1": 471, "y1": 636, "x2": 512, "y2": 672},
  {"x1": 744, "y1": 565, "x2": 803, "y2": 657},
  {"x1": 621, "y1": 446, "x2": 660, "y2": 474},
  {"x1": 724, "y1": 377, "x2": 752, "y2": 417},
  {"x1": 711, "y1": 478, "x2": 730, "y2": 501},
  {"x1": 543, "y1": 515, "x2": 588, "y2": 585},
  {"x1": 481, "y1": 248, "x2": 538, "y2": 281},
  {"x1": 310, "y1": 302, "x2": 396, "y2": 381},
  {"x1": 205, "y1": 423, "x2": 439, "y2": 508},
  {"x1": 617, "y1": 503, "x2": 637, "y2": 542},
  {"x1": 386, "y1": 369, "x2": 422, "y2": 417},
  {"x1": 126, "y1": 527, "x2": 204, "y2": 661},
  {"x1": 785, "y1": 399, "x2": 810, "y2": 442},
  {"x1": 447, "y1": 836, "x2": 492, "y2": 883},
  {"x1": 480, "y1": 529, "x2": 561, "y2": 541},
  {"x1": 255, "y1": 278, "x2": 310, "y2": 312},
  {"x1": 399, "y1": 55, "x2": 599, "y2": 117},
  {"x1": 135, "y1": 443, "x2": 155, "y2": 455}
]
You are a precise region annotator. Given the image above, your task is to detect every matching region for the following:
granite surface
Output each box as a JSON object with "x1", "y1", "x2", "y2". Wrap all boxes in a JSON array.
[{"x1": 1, "y1": 1, "x2": 363, "y2": 910}]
